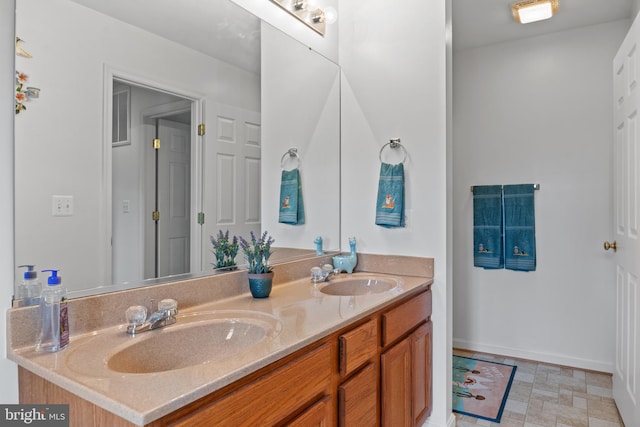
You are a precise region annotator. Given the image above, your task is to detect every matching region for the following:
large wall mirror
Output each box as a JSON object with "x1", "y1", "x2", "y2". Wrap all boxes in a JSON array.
[{"x1": 14, "y1": 0, "x2": 340, "y2": 299}]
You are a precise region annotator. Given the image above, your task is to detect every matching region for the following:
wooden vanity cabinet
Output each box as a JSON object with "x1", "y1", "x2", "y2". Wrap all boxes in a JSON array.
[
  {"x1": 380, "y1": 290, "x2": 433, "y2": 426},
  {"x1": 18, "y1": 288, "x2": 432, "y2": 427}
]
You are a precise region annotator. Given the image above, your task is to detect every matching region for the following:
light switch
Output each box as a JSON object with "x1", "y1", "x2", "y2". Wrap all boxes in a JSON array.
[{"x1": 52, "y1": 195, "x2": 73, "y2": 216}]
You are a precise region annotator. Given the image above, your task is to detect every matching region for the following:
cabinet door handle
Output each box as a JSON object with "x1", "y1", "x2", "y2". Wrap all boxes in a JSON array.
[{"x1": 604, "y1": 241, "x2": 617, "y2": 252}]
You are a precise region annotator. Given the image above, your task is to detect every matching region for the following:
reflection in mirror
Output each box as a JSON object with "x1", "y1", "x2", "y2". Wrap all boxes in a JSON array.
[{"x1": 14, "y1": 0, "x2": 340, "y2": 301}]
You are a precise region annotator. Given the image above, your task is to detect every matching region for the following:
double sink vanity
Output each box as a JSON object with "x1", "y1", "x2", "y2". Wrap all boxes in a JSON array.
[{"x1": 7, "y1": 253, "x2": 433, "y2": 426}]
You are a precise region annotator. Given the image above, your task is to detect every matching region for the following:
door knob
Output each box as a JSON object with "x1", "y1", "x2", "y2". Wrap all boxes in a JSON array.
[{"x1": 604, "y1": 241, "x2": 617, "y2": 252}]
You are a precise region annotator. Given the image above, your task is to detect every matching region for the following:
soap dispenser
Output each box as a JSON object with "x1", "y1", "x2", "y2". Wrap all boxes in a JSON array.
[
  {"x1": 36, "y1": 269, "x2": 69, "y2": 352},
  {"x1": 16, "y1": 264, "x2": 42, "y2": 307}
]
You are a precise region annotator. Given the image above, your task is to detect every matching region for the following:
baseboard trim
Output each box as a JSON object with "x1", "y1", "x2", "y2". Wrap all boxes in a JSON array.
[
  {"x1": 422, "y1": 413, "x2": 456, "y2": 427},
  {"x1": 452, "y1": 338, "x2": 613, "y2": 373}
]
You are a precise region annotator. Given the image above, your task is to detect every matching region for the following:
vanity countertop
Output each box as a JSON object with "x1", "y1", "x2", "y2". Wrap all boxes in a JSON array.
[{"x1": 8, "y1": 263, "x2": 432, "y2": 425}]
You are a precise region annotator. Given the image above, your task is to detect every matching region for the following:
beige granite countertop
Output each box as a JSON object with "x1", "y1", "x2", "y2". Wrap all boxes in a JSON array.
[{"x1": 7, "y1": 254, "x2": 433, "y2": 425}]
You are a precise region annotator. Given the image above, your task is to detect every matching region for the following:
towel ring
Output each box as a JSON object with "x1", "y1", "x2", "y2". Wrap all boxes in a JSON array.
[
  {"x1": 281, "y1": 148, "x2": 302, "y2": 171},
  {"x1": 379, "y1": 138, "x2": 408, "y2": 164}
]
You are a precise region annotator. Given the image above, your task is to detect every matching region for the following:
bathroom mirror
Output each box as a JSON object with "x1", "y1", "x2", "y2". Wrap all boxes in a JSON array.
[{"x1": 14, "y1": 0, "x2": 340, "y2": 299}]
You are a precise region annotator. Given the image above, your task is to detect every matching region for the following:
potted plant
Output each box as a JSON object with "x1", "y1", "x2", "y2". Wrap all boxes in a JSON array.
[
  {"x1": 239, "y1": 230, "x2": 275, "y2": 298},
  {"x1": 210, "y1": 230, "x2": 239, "y2": 270}
]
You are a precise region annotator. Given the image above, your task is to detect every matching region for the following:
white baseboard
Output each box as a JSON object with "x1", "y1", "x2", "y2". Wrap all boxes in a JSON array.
[
  {"x1": 453, "y1": 338, "x2": 613, "y2": 373},
  {"x1": 422, "y1": 413, "x2": 456, "y2": 427}
]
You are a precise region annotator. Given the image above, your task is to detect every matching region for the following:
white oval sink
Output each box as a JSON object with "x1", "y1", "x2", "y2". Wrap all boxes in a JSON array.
[
  {"x1": 66, "y1": 310, "x2": 282, "y2": 376},
  {"x1": 319, "y1": 277, "x2": 398, "y2": 296}
]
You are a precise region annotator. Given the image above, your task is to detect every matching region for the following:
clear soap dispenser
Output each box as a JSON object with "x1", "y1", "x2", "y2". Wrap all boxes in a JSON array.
[
  {"x1": 16, "y1": 264, "x2": 42, "y2": 307},
  {"x1": 36, "y1": 269, "x2": 69, "y2": 352}
]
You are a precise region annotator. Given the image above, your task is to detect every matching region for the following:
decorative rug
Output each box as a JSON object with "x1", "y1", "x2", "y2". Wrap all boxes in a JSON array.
[{"x1": 452, "y1": 355, "x2": 517, "y2": 423}]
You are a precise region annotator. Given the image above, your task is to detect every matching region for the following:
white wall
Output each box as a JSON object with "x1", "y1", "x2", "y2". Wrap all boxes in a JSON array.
[
  {"x1": 0, "y1": 0, "x2": 17, "y2": 405},
  {"x1": 14, "y1": 0, "x2": 259, "y2": 295},
  {"x1": 452, "y1": 20, "x2": 629, "y2": 372},
  {"x1": 261, "y1": 23, "x2": 341, "y2": 252},
  {"x1": 339, "y1": 1, "x2": 451, "y2": 425}
]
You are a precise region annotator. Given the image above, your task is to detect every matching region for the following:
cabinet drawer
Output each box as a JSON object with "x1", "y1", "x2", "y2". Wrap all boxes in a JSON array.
[
  {"x1": 174, "y1": 343, "x2": 332, "y2": 427},
  {"x1": 286, "y1": 395, "x2": 332, "y2": 427},
  {"x1": 382, "y1": 290, "x2": 431, "y2": 347},
  {"x1": 339, "y1": 318, "x2": 378, "y2": 377}
]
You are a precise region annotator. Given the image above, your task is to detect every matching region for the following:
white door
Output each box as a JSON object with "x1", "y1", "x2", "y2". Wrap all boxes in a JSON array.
[
  {"x1": 201, "y1": 103, "x2": 261, "y2": 270},
  {"x1": 612, "y1": 14, "x2": 640, "y2": 426},
  {"x1": 156, "y1": 119, "x2": 191, "y2": 277}
]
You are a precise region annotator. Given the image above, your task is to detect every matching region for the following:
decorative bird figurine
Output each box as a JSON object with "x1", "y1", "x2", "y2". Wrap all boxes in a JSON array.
[{"x1": 16, "y1": 37, "x2": 32, "y2": 58}]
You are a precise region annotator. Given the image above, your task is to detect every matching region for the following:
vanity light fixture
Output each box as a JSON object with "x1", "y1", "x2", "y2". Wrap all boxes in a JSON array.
[
  {"x1": 270, "y1": 0, "x2": 327, "y2": 36},
  {"x1": 511, "y1": 0, "x2": 558, "y2": 24}
]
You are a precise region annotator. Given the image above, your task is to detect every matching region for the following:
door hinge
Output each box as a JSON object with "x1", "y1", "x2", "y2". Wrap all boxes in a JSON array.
[
  {"x1": 152, "y1": 210, "x2": 160, "y2": 221},
  {"x1": 198, "y1": 124, "x2": 205, "y2": 136},
  {"x1": 197, "y1": 212, "x2": 205, "y2": 225},
  {"x1": 153, "y1": 138, "x2": 161, "y2": 149}
]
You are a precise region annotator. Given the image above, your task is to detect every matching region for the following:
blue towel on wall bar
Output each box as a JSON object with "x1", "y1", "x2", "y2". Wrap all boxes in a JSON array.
[
  {"x1": 473, "y1": 185, "x2": 504, "y2": 269},
  {"x1": 503, "y1": 184, "x2": 536, "y2": 271},
  {"x1": 278, "y1": 168, "x2": 305, "y2": 225},
  {"x1": 375, "y1": 162, "x2": 405, "y2": 228}
]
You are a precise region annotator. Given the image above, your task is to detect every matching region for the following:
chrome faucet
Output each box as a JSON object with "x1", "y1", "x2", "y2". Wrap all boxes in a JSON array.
[
  {"x1": 125, "y1": 298, "x2": 178, "y2": 335},
  {"x1": 311, "y1": 264, "x2": 340, "y2": 283}
]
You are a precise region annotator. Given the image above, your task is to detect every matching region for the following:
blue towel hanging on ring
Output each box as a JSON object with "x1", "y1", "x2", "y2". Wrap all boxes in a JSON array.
[
  {"x1": 375, "y1": 162, "x2": 405, "y2": 228},
  {"x1": 278, "y1": 168, "x2": 305, "y2": 225}
]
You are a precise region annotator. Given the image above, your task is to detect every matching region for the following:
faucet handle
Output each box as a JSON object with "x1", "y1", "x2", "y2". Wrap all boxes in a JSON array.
[
  {"x1": 126, "y1": 305, "x2": 147, "y2": 325},
  {"x1": 158, "y1": 299, "x2": 178, "y2": 313},
  {"x1": 321, "y1": 264, "x2": 334, "y2": 274}
]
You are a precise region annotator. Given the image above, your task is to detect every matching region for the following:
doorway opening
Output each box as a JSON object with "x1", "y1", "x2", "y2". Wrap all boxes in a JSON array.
[{"x1": 109, "y1": 76, "x2": 202, "y2": 285}]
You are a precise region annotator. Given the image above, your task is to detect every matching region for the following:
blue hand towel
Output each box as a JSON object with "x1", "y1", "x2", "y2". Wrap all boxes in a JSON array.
[
  {"x1": 278, "y1": 168, "x2": 305, "y2": 225},
  {"x1": 504, "y1": 184, "x2": 536, "y2": 271},
  {"x1": 473, "y1": 185, "x2": 503, "y2": 269},
  {"x1": 375, "y1": 162, "x2": 405, "y2": 228}
]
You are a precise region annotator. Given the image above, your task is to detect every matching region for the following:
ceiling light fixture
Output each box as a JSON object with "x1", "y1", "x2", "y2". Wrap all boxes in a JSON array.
[{"x1": 511, "y1": 0, "x2": 558, "y2": 24}]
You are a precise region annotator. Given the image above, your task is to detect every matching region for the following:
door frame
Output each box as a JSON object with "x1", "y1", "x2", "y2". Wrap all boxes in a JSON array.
[{"x1": 102, "y1": 64, "x2": 205, "y2": 286}]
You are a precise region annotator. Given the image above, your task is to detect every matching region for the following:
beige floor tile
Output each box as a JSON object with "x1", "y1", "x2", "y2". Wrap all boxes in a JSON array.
[
  {"x1": 586, "y1": 371, "x2": 613, "y2": 388},
  {"x1": 587, "y1": 399, "x2": 622, "y2": 423},
  {"x1": 587, "y1": 417, "x2": 622, "y2": 427},
  {"x1": 452, "y1": 351, "x2": 623, "y2": 427}
]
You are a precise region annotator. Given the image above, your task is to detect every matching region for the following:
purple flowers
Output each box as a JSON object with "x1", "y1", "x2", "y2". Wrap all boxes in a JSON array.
[{"x1": 239, "y1": 231, "x2": 275, "y2": 274}]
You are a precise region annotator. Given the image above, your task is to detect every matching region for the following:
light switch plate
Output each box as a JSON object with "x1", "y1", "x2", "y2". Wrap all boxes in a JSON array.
[{"x1": 52, "y1": 195, "x2": 74, "y2": 216}]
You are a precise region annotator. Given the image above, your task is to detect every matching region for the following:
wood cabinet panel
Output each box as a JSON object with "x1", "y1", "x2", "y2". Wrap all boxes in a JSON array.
[
  {"x1": 286, "y1": 395, "x2": 333, "y2": 427},
  {"x1": 380, "y1": 337, "x2": 412, "y2": 427},
  {"x1": 382, "y1": 290, "x2": 431, "y2": 347},
  {"x1": 339, "y1": 318, "x2": 378, "y2": 377},
  {"x1": 411, "y1": 321, "x2": 433, "y2": 425},
  {"x1": 173, "y1": 343, "x2": 332, "y2": 427},
  {"x1": 338, "y1": 363, "x2": 378, "y2": 427}
]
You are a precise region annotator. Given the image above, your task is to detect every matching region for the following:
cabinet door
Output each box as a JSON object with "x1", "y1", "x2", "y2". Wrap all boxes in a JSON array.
[
  {"x1": 381, "y1": 337, "x2": 411, "y2": 427},
  {"x1": 411, "y1": 321, "x2": 432, "y2": 425},
  {"x1": 287, "y1": 395, "x2": 333, "y2": 427},
  {"x1": 338, "y1": 363, "x2": 378, "y2": 426}
]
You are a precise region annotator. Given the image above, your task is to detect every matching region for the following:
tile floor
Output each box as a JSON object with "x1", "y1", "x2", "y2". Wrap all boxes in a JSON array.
[{"x1": 453, "y1": 349, "x2": 625, "y2": 427}]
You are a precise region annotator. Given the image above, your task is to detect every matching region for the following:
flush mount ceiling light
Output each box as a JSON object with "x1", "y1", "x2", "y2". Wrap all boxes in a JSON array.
[
  {"x1": 270, "y1": 0, "x2": 327, "y2": 36},
  {"x1": 511, "y1": 0, "x2": 558, "y2": 24}
]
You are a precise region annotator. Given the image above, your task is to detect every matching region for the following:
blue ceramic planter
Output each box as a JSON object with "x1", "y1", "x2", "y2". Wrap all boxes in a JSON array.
[{"x1": 248, "y1": 272, "x2": 274, "y2": 298}]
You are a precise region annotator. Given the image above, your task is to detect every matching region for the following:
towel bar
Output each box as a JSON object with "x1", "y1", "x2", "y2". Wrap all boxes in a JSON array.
[{"x1": 470, "y1": 184, "x2": 540, "y2": 192}]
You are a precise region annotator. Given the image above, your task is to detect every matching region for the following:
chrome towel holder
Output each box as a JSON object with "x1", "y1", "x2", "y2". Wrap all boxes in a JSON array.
[
  {"x1": 379, "y1": 138, "x2": 408, "y2": 164},
  {"x1": 281, "y1": 147, "x2": 302, "y2": 170}
]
